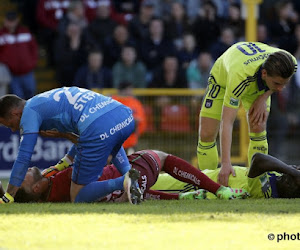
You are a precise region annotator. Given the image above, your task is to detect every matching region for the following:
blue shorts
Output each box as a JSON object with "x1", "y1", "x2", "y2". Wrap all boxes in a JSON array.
[{"x1": 72, "y1": 105, "x2": 135, "y2": 185}]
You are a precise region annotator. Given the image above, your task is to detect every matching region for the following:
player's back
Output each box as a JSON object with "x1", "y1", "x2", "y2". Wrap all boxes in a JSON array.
[
  {"x1": 213, "y1": 42, "x2": 281, "y2": 88},
  {"x1": 21, "y1": 87, "x2": 122, "y2": 135}
]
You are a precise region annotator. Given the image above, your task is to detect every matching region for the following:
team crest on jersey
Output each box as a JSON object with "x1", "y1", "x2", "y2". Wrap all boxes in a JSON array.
[
  {"x1": 205, "y1": 99, "x2": 213, "y2": 108},
  {"x1": 230, "y1": 97, "x2": 239, "y2": 107}
]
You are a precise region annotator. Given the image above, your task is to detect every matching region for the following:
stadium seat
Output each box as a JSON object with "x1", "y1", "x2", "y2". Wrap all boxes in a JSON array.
[
  {"x1": 143, "y1": 105, "x2": 155, "y2": 132},
  {"x1": 160, "y1": 104, "x2": 191, "y2": 132}
]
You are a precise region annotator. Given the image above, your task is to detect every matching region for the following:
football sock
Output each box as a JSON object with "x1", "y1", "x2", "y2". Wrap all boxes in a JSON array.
[
  {"x1": 111, "y1": 147, "x2": 131, "y2": 175},
  {"x1": 75, "y1": 176, "x2": 124, "y2": 203},
  {"x1": 248, "y1": 131, "x2": 268, "y2": 167},
  {"x1": 145, "y1": 190, "x2": 179, "y2": 200},
  {"x1": 163, "y1": 155, "x2": 221, "y2": 194},
  {"x1": 197, "y1": 140, "x2": 218, "y2": 170}
]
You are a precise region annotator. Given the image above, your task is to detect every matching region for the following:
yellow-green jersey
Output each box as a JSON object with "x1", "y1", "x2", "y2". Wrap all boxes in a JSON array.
[
  {"x1": 201, "y1": 42, "x2": 297, "y2": 120},
  {"x1": 151, "y1": 166, "x2": 282, "y2": 199}
]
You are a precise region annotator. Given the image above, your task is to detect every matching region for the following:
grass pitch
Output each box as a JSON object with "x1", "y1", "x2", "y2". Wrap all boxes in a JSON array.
[{"x1": 1, "y1": 179, "x2": 300, "y2": 250}]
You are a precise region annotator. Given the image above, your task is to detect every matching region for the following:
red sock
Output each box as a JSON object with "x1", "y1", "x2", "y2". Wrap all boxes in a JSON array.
[
  {"x1": 163, "y1": 155, "x2": 221, "y2": 194},
  {"x1": 145, "y1": 190, "x2": 179, "y2": 200}
]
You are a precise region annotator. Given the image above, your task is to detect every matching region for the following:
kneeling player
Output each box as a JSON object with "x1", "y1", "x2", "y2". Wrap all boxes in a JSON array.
[{"x1": 11, "y1": 150, "x2": 248, "y2": 203}]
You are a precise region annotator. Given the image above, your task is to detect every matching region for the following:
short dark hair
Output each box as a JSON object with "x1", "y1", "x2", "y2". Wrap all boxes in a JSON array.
[
  {"x1": 14, "y1": 167, "x2": 43, "y2": 203},
  {"x1": 0, "y1": 94, "x2": 24, "y2": 118},
  {"x1": 14, "y1": 187, "x2": 41, "y2": 203},
  {"x1": 262, "y1": 51, "x2": 296, "y2": 78},
  {"x1": 276, "y1": 174, "x2": 300, "y2": 198}
]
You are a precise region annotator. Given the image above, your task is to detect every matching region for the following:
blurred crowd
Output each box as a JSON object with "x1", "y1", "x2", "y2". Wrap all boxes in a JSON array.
[{"x1": 1, "y1": 0, "x2": 300, "y2": 158}]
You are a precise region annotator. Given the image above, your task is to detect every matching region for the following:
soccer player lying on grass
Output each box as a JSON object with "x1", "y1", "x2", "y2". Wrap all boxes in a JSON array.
[
  {"x1": 152, "y1": 153, "x2": 300, "y2": 199},
  {"x1": 11, "y1": 150, "x2": 248, "y2": 203}
]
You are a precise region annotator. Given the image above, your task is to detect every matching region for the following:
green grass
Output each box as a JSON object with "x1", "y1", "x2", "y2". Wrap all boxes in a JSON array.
[{"x1": 1, "y1": 179, "x2": 300, "y2": 249}]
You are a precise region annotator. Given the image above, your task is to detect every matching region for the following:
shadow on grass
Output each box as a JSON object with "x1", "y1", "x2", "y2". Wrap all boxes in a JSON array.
[{"x1": 1, "y1": 199, "x2": 300, "y2": 215}]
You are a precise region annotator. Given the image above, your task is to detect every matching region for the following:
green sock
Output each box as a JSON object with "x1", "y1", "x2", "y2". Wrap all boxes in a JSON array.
[
  {"x1": 197, "y1": 140, "x2": 218, "y2": 170},
  {"x1": 248, "y1": 131, "x2": 268, "y2": 167}
]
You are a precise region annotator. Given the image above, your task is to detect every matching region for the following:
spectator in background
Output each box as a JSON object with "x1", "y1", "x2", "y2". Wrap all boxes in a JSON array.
[
  {"x1": 279, "y1": 23, "x2": 300, "y2": 55},
  {"x1": 139, "y1": 17, "x2": 176, "y2": 83},
  {"x1": 149, "y1": 55, "x2": 187, "y2": 88},
  {"x1": 36, "y1": 0, "x2": 70, "y2": 66},
  {"x1": 54, "y1": 22, "x2": 89, "y2": 86},
  {"x1": 0, "y1": 63, "x2": 11, "y2": 97},
  {"x1": 257, "y1": 22, "x2": 271, "y2": 44},
  {"x1": 110, "y1": 0, "x2": 140, "y2": 25},
  {"x1": 57, "y1": 0, "x2": 88, "y2": 35},
  {"x1": 209, "y1": 26, "x2": 236, "y2": 60},
  {"x1": 112, "y1": 46, "x2": 147, "y2": 88},
  {"x1": 268, "y1": 0, "x2": 298, "y2": 46},
  {"x1": 0, "y1": 11, "x2": 38, "y2": 99},
  {"x1": 164, "y1": 1, "x2": 192, "y2": 51},
  {"x1": 82, "y1": 0, "x2": 110, "y2": 22},
  {"x1": 223, "y1": 3, "x2": 244, "y2": 41},
  {"x1": 290, "y1": 23, "x2": 300, "y2": 56},
  {"x1": 186, "y1": 52, "x2": 213, "y2": 89},
  {"x1": 87, "y1": 0, "x2": 117, "y2": 50},
  {"x1": 192, "y1": 0, "x2": 221, "y2": 51},
  {"x1": 267, "y1": 87, "x2": 290, "y2": 160},
  {"x1": 103, "y1": 24, "x2": 136, "y2": 67},
  {"x1": 73, "y1": 49, "x2": 112, "y2": 89},
  {"x1": 185, "y1": 0, "x2": 201, "y2": 22},
  {"x1": 148, "y1": 55, "x2": 187, "y2": 128},
  {"x1": 128, "y1": 0, "x2": 155, "y2": 43},
  {"x1": 153, "y1": 0, "x2": 177, "y2": 21},
  {"x1": 177, "y1": 33, "x2": 199, "y2": 70},
  {"x1": 285, "y1": 23, "x2": 300, "y2": 139},
  {"x1": 112, "y1": 82, "x2": 147, "y2": 154}
]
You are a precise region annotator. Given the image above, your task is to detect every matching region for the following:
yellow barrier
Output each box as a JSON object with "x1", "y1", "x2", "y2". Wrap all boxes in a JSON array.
[{"x1": 93, "y1": 88, "x2": 249, "y2": 167}]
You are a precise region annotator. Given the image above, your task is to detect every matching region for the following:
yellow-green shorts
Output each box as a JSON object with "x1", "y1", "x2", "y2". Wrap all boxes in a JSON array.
[{"x1": 200, "y1": 77, "x2": 271, "y2": 121}]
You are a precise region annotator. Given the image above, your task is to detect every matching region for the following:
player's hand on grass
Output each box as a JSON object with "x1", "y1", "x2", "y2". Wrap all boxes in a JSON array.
[
  {"x1": 0, "y1": 192, "x2": 14, "y2": 204},
  {"x1": 218, "y1": 163, "x2": 236, "y2": 187},
  {"x1": 42, "y1": 155, "x2": 73, "y2": 177}
]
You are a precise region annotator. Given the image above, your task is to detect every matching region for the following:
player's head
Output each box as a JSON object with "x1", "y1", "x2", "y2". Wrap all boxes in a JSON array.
[
  {"x1": 0, "y1": 94, "x2": 25, "y2": 132},
  {"x1": 14, "y1": 167, "x2": 44, "y2": 203},
  {"x1": 261, "y1": 51, "x2": 296, "y2": 92},
  {"x1": 276, "y1": 174, "x2": 300, "y2": 198}
]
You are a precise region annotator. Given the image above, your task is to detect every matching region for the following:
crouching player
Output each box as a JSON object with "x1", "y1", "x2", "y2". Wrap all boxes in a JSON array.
[
  {"x1": 153, "y1": 153, "x2": 300, "y2": 199},
  {"x1": 10, "y1": 150, "x2": 249, "y2": 203}
]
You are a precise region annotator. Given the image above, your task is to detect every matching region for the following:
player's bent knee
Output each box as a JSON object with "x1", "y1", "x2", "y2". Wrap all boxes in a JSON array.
[{"x1": 249, "y1": 123, "x2": 266, "y2": 133}]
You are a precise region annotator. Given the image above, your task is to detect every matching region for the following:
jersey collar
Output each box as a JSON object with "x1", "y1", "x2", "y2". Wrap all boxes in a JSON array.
[{"x1": 257, "y1": 66, "x2": 270, "y2": 92}]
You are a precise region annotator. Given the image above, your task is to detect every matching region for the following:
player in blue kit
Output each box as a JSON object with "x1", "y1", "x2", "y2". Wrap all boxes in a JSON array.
[{"x1": 0, "y1": 87, "x2": 142, "y2": 204}]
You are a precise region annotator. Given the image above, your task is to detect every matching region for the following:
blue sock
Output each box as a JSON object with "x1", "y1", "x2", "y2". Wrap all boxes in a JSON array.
[
  {"x1": 75, "y1": 176, "x2": 125, "y2": 203},
  {"x1": 112, "y1": 147, "x2": 131, "y2": 175}
]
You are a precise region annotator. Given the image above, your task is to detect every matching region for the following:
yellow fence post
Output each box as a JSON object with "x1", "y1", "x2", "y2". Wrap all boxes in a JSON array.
[{"x1": 242, "y1": 0, "x2": 263, "y2": 42}]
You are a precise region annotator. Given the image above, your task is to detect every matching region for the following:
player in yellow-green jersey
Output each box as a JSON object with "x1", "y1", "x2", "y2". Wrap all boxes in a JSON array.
[
  {"x1": 152, "y1": 153, "x2": 300, "y2": 199},
  {"x1": 197, "y1": 42, "x2": 297, "y2": 187}
]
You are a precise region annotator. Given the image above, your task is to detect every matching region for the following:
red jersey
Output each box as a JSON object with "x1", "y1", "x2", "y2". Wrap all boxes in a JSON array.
[
  {"x1": 0, "y1": 26, "x2": 38, "y2": 75},
  {"x1": 36, "y1": 0, "x2": 70, "y2": 30},
  {"x1": 46, "y1": 150, "x2": 161, "y2": 202}
]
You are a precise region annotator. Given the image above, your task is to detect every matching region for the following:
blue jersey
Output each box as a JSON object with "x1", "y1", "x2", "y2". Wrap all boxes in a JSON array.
[
  {"x1": 10, "y1": 87, "x2": 126, "y2": 187},
  {"x1": 21, "y1": 87, "x2": 122, "y2": 135}
]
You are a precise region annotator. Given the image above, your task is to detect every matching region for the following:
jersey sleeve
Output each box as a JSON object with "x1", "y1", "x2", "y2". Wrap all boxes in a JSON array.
[
  {"x1": 20, "y1": 106, "x2": 42, "y2": 134},
  {"x1": 9, "y1": 133, "x2": 39, "y2": 186},
  {"x1": 223, "y1": 74, "x2": 245, "y2": 109}
]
